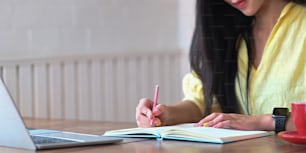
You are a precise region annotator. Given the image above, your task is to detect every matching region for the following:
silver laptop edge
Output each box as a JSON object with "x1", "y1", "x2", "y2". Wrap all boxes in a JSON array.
[
  {"x1": 0, "y1": 78, "x2": 36, "y2": 150},
  {"x1": 0, "y1": 78, "x2": 122, "y2": 150}
]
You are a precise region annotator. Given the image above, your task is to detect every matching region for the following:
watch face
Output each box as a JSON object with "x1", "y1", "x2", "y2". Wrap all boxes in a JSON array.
[{"x1": 273, "y1": 108, "x2": 289, "y2": 116}]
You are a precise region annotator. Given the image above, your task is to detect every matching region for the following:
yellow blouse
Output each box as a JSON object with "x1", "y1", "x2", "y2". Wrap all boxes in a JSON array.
[{"x1": 183, "y1": 2, "x2": 306, "y2": 115}]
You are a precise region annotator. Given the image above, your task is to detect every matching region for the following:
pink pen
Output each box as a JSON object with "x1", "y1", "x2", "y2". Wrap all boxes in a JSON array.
[
  {"x1": 153, "y1": 85, "x2": 159, "y2": 111},
  {"x1": 150, "y1": 85, "x2": 160, "y2": 126}
]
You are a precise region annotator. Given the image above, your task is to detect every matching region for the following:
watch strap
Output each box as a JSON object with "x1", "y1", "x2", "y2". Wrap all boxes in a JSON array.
[{"x1": 274, "y1": 116, "x2": 286, "y2": 133}]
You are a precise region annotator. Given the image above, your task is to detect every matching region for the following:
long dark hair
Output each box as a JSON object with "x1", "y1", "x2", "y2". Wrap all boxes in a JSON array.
[
  {"x1": 294, "y1": 0, "x2": 306, "y2": 5},
  {"x1": 190, "y1": 0, "x2": 252, "y2": 116},
  {"x1": 190, "y1": 0, "x2": 306, "y2": 116}
]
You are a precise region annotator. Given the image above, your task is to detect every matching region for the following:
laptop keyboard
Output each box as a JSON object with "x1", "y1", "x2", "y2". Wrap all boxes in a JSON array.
[{"x1": 31, "y1": 135, "x2": 76, "y2": 144}]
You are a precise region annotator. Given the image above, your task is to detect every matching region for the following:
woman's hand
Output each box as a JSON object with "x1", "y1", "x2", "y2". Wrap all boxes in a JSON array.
[
  {"x1": 194, "y1": 113, "x2": 274, "y2": 131},
  {"x1": 135, "y1": 98, "x2": 169, "y2": 128}
]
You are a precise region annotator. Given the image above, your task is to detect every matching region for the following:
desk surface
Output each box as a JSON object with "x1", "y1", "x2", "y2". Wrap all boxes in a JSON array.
[{"x1": 1, "y1": 118, "x2": 305, "y2": 153}]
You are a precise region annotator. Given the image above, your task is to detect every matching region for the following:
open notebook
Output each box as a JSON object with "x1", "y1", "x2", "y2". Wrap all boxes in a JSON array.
[{"x1": 103, "y1": 123, "x2": 272, "y2": 144}]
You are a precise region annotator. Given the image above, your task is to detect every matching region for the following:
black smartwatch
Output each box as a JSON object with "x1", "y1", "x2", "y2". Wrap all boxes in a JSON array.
[{"x1": 272, "y1": 107, "x2": 289, "y2": 133}]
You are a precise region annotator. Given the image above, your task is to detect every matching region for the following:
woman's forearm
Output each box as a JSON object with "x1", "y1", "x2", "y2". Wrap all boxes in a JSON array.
[{"x1": 166, "y1": 101, "x2": 203, "y2": 125}]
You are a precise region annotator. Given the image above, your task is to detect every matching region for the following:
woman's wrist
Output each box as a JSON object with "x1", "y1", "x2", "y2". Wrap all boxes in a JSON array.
[
  {"x1": 285, "y1": 114, "x2": 296, "y2": 131},
  {"x1": 164, "y1": 105, "x2": 176, "y2": 125},
  {"x1": 257, "y1": 114, "x2": 275, "y2": 131}
]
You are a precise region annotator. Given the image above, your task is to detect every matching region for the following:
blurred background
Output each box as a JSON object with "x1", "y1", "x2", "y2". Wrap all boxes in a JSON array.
[{"x1": 0, "y1": 0, "x2": 195, "y2": 122}]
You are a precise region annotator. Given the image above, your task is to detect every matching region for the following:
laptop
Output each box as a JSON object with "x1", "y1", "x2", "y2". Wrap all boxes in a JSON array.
[{"x1": 0, "y1": 78, "x2": 122, "y2": 150}]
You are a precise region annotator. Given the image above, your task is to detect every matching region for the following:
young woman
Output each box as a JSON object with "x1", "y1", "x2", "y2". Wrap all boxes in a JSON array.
[{"x1": 135, "y1": 0, "x2": 306, "y2": 132}]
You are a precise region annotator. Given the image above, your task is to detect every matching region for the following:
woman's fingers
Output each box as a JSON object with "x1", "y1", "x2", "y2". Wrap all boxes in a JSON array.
[
  {"x1": 194, "y1": 113, "x2": 222, "y2": 127},
  {"x1": 195, "y1": 113, "x2": 254, "y2": 130},
  {"x1": 136, "y1": 113, "x2": 152, "y2": 128},
  {"x1": 136, "y1": 98, "x2": 154, "y2": 127},
  {"x1": 136, "y1": 98, "x2": 170, "y2": 127}
]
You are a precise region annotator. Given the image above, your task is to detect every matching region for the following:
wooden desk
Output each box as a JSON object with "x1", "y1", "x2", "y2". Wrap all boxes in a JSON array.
[{"x1": 1, "y1": 118, "x2": 305, "y2": 153}]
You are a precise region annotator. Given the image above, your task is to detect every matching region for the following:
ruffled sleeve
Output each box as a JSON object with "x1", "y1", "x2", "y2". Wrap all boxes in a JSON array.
[
  {"x1": 182, "y1": 72, "x2": 222, "y2": 115},
  {"x1": 182, "y1": 72, "x2": 205, "y2": 115}
]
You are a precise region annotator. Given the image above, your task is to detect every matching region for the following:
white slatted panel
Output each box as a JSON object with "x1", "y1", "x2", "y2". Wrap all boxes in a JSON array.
[
  {"x1": 90, "y1": 60, "x2": 103, "y2": 121},
  {"x1": 139, "y1": 56, "x2": 150, "y2": 98},
  {"x1": 63, "y1": 62, "x2": 77, "y2": 119},
  {"x1": 115, "y1": 58, "x2": 127, "y2": 121},
  {"x1": 33, "y1": 64, "x2": 49, "y2": 118},
  {"x1": 0, "y1": 52, "x2": 188, "y2": 122},
  {"x1": 127, "y1": 58, "x2": 138, "y2": 122},
  {"x1": 2, "y1": 65, "x2": 19, "y2": 106},
  {"x1": 18, "y1": 64, "x2": 33, "y2": 117},
  {"x1": 103, "y1": 59, "x2": 116, "y2": 121},
  {"x1": 49, "y1": 62, "x2": 64, "y2": 119},
  {"x1": 77, "y1": 60, "x2": 90, "y2": 120}
]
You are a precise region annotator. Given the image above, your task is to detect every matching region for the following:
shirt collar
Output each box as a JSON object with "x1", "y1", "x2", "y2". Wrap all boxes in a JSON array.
[{"x1": 278, "y1": 2, "x2": 295, "y2": 21}]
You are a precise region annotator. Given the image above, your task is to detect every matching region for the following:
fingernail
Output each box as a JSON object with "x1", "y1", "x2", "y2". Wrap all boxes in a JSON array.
[
  {"x1": 202, "y1": 122, "x2": 209, "y2": 127},
  {"x1": 155, "y1": 120, "x2": 162, "y2": 127}
]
